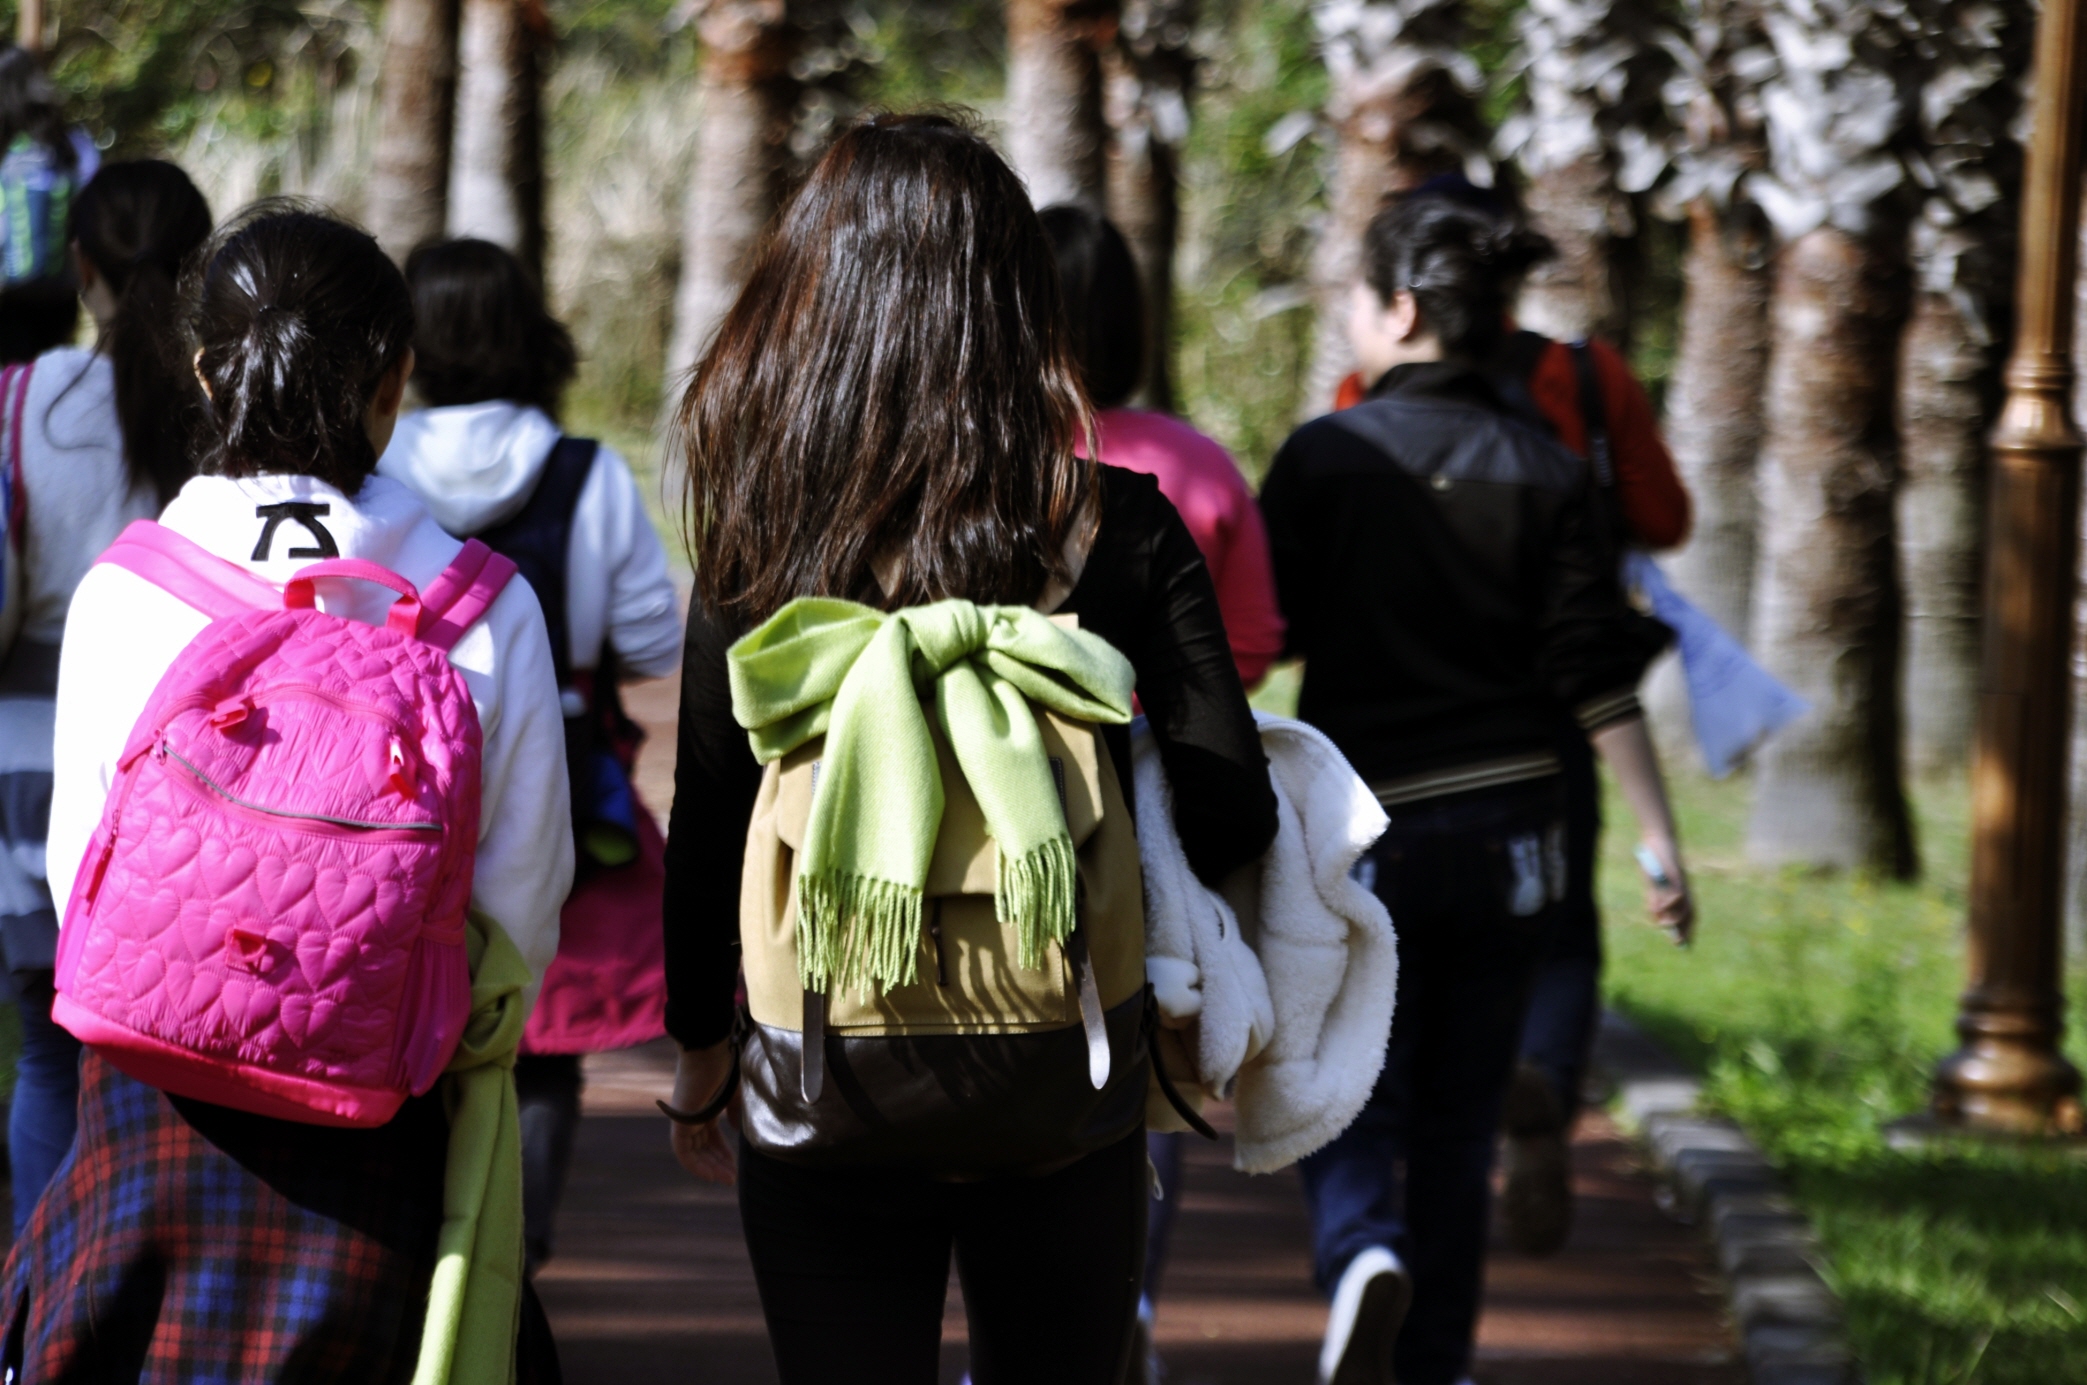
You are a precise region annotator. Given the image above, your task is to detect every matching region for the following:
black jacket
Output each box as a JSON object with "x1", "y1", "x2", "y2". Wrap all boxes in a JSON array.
[
  {"x1": 662, "y1": 465, "x2": 1279, "y2": 1050},
  {"x1": 1259, "y1": 361, "x2": 1668, "y2": 797}
]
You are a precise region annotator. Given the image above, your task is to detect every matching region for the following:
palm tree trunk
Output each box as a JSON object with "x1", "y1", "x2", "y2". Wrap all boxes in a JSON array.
[
  {"x1": 1663, "y1": 197, "x2": 1771, "y2": 636},
  {"x1": 1007, "y1": 0, "x2": 1116, "y2": 212},
  {"x1": 1643, "y1": 196, "x2": 1772, "y2": 755},
  {"x1": 368, "y1": 0, "x2": 460, "y2": 262},
  {"x1": 662, "y1": 2, "x2": 799, "y2": 400},
  {"x1": 1747, "y1": 227, "x2": 1917, "y2": 875},
  {"x1": 1302, "y1": 36, "x2": 1484, "y2": 420},
  {"x1": 448, "y1": 0, "x2": 546, "y2": 280},
  {"x1": 1516, "y1": 154, "x2": 1629, "y2": 345},
  {"x1": 1895, "y1": 288, "x2": 1991, "y2": 776},
  {"x1": 1103, "y1": 0, "x2": 1194, "y2": 410}
]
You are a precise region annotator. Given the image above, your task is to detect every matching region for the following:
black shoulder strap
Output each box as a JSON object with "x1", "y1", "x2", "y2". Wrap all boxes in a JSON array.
[
  {"x1": 476, "y1": 436, "x2": 600, "y2": 688},
  {"x1": 1569, "y1": 341, "x2": 1614, "y2": 489}
]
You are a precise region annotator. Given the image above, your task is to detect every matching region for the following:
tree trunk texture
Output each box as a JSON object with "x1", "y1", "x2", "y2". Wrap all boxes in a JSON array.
[
  {"x1": 1102, "y1": 0, "x2": 1193, "y2": 410},
  {"x1": 1007, "y1": 0, "x2": 1116, "y2": 212},
  {"x1": 1747, "y1": 227, "x2": 1917, "y2": 876},
  {"x1": 1643, "y1": 196, "x2": 1772, "y2": 753},
  {"x1": 2064, "y1": 209, "x2": 2087, "y2": 958},
  {"x1": 1895, "y1": 287, "x2": 1992, "y2": 776},
  {"x1": 368, "y1": 0, "x2": 460, "y2": 262},
  {"x1": 1517, "y1": 153, "x2": 1631, "y2": 346},
  {"x1": 1302, "y1": 62, "x2": 1476, "y2": 420},
  {"x1": 448, "y1": 0, "x2": 546, "y2": 281},
  {"x1": 662, "y1": 1, "x2": 799, "y2": 400}
]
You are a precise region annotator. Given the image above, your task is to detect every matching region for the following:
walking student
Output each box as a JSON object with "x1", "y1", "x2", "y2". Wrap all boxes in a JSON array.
[
  {"x1": 0, "y1": 44, "x2": 98, "y2": 363},
  {"x1": 382, "y1": 235, "x2": 683, "y2": 1273},
  {"x1": 0, "y1": 160, "x2": 211, "y2": 1229},
  {"x1": 1259, "y1": 194, "x2": 1689, "y2": 1385},
  {"x1": 1039, "y1": 200, "x2": 1286, "y2": 1382},
  {"x1": 659, "y1": 112, "x2": 1277, "y2": 1385},
  {"x1": 11, "y1": 204, "x2": 572, "y2": 1381}
]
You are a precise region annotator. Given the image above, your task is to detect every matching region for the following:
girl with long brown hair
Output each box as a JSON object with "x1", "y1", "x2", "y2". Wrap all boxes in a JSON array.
[{"x1": 660, "y1": 112, "x2": 1277, "y2": 1384}]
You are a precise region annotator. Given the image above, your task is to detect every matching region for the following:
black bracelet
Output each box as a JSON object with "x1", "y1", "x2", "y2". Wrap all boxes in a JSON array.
[{"x1": 657, "y1": 1039, "x2": 742, "y2": 1125}]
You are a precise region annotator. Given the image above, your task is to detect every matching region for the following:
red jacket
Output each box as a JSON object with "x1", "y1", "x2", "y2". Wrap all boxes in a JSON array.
[{"x1": 1334, "y1": 336, "x2": 1691, "y2": 551}]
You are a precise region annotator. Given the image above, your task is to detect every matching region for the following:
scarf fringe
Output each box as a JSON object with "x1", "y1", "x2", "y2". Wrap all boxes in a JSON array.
[
  {"x1": 797, "y1": 871, "x2": 924, "y2": 993},
  {"x1": 997, "y1": 834, "x2": 1080, "y2": 971}
]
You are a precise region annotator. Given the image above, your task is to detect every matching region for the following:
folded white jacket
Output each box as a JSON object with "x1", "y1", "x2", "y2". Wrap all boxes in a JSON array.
[{"x1": 1133, "y1": 712, "x2": 1398, "y2": 1174}]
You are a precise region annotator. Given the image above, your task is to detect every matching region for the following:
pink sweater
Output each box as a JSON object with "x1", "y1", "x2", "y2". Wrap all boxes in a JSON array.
[{"x1": 1097, "y1": 408, "x2": 1286, "y2": 687}]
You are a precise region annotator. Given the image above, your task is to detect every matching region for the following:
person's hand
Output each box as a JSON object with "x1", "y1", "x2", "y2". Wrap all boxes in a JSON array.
[
  {"x1": 667, "y1": 1041, "x2": 737, "y2": 1185},
  {"x1": 1638, "y1": 836, "x2": 1694, "y2": 946}
]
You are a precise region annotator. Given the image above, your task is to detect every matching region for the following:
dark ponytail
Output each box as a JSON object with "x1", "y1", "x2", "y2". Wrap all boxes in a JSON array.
[
  {"x1": 190, "y1": 203, "x2": 415, "y2": 493},
  {"x1": 1361, "y1": 195, "x2": 1554, "y2": 360},
  {"x1": 72, "y1": 161, "x2": 213, "y2": 507}
]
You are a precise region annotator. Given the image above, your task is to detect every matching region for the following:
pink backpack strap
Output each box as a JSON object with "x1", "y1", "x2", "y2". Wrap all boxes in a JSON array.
[
  {"x1": 98, "y1": 520, "x2": 280, "y2": 621},
  {"x1": 416, "y1": 538, "x2": 518, "y2": 651}
]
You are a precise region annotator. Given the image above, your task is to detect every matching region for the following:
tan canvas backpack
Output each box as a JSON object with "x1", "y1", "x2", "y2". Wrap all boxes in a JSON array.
[{"x1": 732, "y1": 687, "x2": 1206, "y2": 1176}]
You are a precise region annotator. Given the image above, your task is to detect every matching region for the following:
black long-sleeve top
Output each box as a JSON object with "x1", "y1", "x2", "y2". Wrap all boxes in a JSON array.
[
  {"x1": 1258, "y1": 361, "x2": 1669, "y2": 796},
  {"x1": 662, "y1": 464, "x2": 1280, "y2": 1050}
]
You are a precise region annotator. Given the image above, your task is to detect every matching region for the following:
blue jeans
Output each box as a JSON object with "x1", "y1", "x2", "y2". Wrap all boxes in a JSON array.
[
  {"x1": 1516, "y1": 730, "x2": 1603, "y2": 1124},
  {"x1": 11, "y1": 985, "x2": 81, "y2": 1233},
  {"x1": 1299, "y1": 778, "x2": 1566, "y2": 1385}
]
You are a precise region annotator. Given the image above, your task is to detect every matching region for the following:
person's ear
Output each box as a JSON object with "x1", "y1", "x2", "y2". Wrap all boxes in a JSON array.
[
  {"x1": 72, "y1": 242, "x2": 97, "y2": 294},
  {"x1": 1390, "y1": 290, "x2": 1424, "y2": 343},
  {"x1": 372, "y1": 348, "x2": 414, "y2": 419}
]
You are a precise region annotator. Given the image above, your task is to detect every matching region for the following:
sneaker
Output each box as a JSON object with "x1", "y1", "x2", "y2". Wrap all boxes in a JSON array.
[
  {"x1": 1317, "y1": 1245, "x2": 1411, "y2": 1385},
  {"x1": 1501, "y1": 1061, "x2": 1573, "y2": 1256},
  {"x1": 1131, "y1": 1294, "x2": 1164, "y2": 1384}
]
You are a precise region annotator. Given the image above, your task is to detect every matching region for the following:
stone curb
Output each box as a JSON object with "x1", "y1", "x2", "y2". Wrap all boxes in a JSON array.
[{"x1": 1593, "y1": 1011, "x2": 1860, "y2": 1385}]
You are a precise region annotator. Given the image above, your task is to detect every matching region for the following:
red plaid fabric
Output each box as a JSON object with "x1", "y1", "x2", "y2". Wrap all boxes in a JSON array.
[{"x1": 1, "y1": 1051, "x2": 446, "y2": 1383}]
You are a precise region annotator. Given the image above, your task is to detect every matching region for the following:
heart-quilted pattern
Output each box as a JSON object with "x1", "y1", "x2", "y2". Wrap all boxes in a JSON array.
[{"x1": 58, "y1": 592, "x2": 487, "y2": 1124}]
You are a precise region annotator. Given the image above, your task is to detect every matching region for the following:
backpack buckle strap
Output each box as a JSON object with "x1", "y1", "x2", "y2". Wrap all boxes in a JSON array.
[
  {"x1": 1065, "y1": 927, "x2": 1110, "y2": 1091},
  {"x1": 801, "y1": 988, "x2": 827, "y2": 1103}
]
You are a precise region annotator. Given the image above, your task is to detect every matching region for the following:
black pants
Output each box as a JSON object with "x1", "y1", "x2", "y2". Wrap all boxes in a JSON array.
[
  {"x1": 515, "y1": 1053, "x2": 585, "y2": 1272},
  {"x1": 1298, "y1": 778, "x2": 1566, "y2": 1385},
  {"x1": 738, "y1": 1127, "x2": 1148, "y2": 1385},
  {"x1": 1516, "y1": 730, "x2": 1604, "y2": 1123}
]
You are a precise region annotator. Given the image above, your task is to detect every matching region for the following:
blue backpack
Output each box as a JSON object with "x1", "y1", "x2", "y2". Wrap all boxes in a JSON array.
[{"x1": 0, "y1": 134, "x2": 83, "y2": 287}]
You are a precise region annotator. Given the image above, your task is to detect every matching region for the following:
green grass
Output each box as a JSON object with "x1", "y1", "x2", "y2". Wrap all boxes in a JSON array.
[{"x1": 1600, "y1": 770, "x2": 2087, "y2": 1385}]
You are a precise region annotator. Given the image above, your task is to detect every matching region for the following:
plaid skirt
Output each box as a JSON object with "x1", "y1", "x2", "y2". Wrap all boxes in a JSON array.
[{"x1": 0, "y1": 1051, "x2": 447, "y2": 1383}]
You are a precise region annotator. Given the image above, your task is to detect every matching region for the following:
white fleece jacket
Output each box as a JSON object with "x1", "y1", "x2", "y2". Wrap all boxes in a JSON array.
[
  {"x1": 47, "y1": 472, "x2": 575, "y2": 1004},
  {"x1": 1136, "y1": 712, "x2": 1398, "y2": 1175},
  {"x1": 378, "y1": 402, "x2": 682, "y2": 678}
]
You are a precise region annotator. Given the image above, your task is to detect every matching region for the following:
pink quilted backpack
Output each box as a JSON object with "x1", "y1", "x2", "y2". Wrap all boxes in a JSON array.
[{"x1": 52, "y1": 520, "x2": 517, "y2": 1127}]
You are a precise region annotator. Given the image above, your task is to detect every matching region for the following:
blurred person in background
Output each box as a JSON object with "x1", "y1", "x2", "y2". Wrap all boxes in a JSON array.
[
  {"x1": 1333, "y1": 174, "x2": 1694, "y2": 1260},
  {"x1": 1262, "y1": 194, "x2": 1688, "y2": 1385},
  {"x1": 1039, "y1": 201, "x2": 1285, "y2": 1384},
  {"x1": 380, "y1": 236, "x2": 683, "y2": 1275},
  {"x1": 0, "y1": 44, "x2": 98, "y2": 363},
  {"x1": 0, "y1": 160, "x2": 211, "y2": 1228}
]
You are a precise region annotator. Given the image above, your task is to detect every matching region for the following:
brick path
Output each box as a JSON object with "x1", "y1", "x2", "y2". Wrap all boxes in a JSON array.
[
  {"x1": 534, "y1": 1039, "x2": 1742, "y2": 1385},
  {"x1": 532, "y1": 668, "x2": 1746, "y2": 1384}
]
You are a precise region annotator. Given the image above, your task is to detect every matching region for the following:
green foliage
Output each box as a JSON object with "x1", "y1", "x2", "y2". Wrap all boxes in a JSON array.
[
  {"x1": 849, "y1": 0, "x2": 1004, "y2": 113},
  {"x1": 3, "y1": 0, "x2": 370, "y2": 156},
  {"x1": 1604, "y1": 770, "x2": 2087, "y2": 1385},
  {"x1": 1171, "y1": 0, "x2": 1325, "y2": 478}
]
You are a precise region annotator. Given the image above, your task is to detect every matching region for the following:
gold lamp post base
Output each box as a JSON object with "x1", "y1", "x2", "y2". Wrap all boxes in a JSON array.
[{"x1": 1931, "y1": 1033, "x2": 2084, "y2": 1136}]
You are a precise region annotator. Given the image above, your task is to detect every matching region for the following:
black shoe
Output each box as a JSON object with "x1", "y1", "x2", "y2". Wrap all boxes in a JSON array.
[
  {"x1": 1501, "y1": 1061, "x2": 1573, "y2": 1256},
  {"x1": 1317, "y1": 1246, "x2": 1411, "y2": 1385}
]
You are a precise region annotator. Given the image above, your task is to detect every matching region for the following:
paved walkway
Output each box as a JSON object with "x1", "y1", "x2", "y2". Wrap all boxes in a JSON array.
[
  {"x1": 535, "y1": 663, "x2": 1746, "y2": 1383},
  {"x1": 532, "y1": 1044, "x2": 1744, "y2": 1384}
]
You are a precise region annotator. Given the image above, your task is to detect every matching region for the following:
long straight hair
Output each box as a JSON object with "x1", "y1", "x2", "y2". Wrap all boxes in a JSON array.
[
  {"x1": 71, "y1": 161, "x2": 214, "y2": 506},
  {"x1": 678, "y1": 111, "x2": 1095, "y2": 633}
]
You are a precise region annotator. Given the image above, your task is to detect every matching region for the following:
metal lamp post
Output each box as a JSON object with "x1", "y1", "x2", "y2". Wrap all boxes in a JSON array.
[{"x1": 1931, "y1": 0, "x2": 2087, "y2": 1135}]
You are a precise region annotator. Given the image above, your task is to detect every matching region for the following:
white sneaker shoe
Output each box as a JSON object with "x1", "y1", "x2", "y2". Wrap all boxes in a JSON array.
[{"x1": 1317, "y1": 1245, "x2": 1412, "y2": 1385}]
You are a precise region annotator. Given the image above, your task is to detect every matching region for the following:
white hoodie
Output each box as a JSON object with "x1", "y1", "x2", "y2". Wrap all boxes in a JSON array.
[
  {"x1": 378, "y1": 402, "x2": 682, "y2": 679},
  {"x1": 46, "y1": 472, "x2": 575, "y2": 1002}
]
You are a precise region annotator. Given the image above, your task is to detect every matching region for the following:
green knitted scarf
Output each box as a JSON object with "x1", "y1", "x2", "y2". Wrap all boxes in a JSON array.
[{"x1": 728, "y1": 597, "x2": 1135, "y2": 993}]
